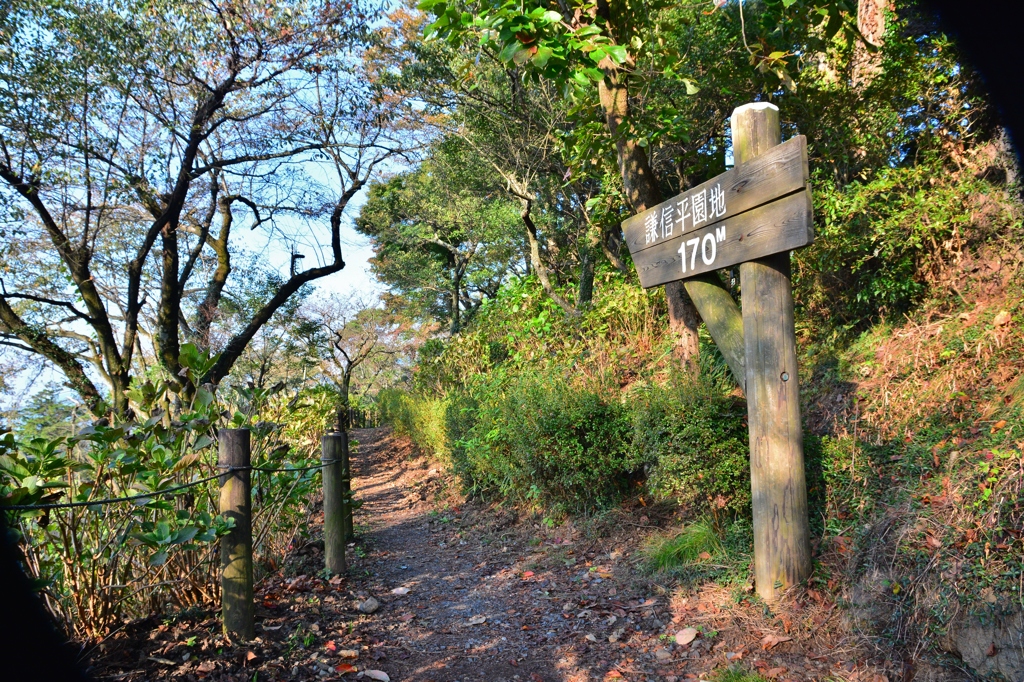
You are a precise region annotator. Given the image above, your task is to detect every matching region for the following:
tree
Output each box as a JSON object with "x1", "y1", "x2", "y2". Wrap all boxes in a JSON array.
[
  {"x1": 300, "y1": 296, "x2": 409, "y2": 430},
  {"x1": 415, "y1": 0, "x2": 863, "y2": 367},
  {"x1": 373, "y1": 8, "x2": 616, "y2": 312},
  {"x1": 355, "y1": 138, "x2": 523, "y2": 333},
  {"x1": 0, "y1": 0, "x2": 409, "y2": 418}
]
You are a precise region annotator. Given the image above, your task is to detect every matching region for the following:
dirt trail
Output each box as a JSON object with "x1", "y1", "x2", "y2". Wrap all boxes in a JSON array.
[
  {"x1": 327, "y1": 429, "x2": 896, "y2": 682},
  {"x1": 91, "y1": 428, "x2": 899, "y2": 682}
]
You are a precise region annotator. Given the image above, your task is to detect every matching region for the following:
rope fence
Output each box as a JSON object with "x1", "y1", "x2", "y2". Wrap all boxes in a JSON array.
[
  {"x1": 1, "y1": 462, "x2": 337, "y2": 513},
  {"x1": 1, "y1": 428, "x2": 355, "y2": 641}
]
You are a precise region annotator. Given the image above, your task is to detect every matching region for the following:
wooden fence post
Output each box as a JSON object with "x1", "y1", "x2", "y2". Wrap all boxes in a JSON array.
[
  {"x1": 218, "y1": 428, "x2": 254, "y2": 640},
  {"x1": 732, "y1": 103, "x2": 812, "y2": 601},
  {"x1": 322, "y1": 432, "x2": 346, "y2": 574}
]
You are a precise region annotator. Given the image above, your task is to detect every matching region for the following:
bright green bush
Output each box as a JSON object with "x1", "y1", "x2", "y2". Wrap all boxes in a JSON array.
[
  {"x1": 0, "y1": 346, "x2": 334, "y2": 637},
  {"x1": 632, "y1": 376, "x2": 750, "y2": 520},
  {"x1": 455, "y1": 374, "x2": 640, "y2": 513},
  {"x1": 377, "y1": 388, "x2": 448, "y2": 459}
]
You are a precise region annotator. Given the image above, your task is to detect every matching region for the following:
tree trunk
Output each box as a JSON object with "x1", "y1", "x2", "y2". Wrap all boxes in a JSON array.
[
  {"x1": 597, "y1": 67, "x2": 699, "y2": 360},
  {"x1": 450, "y1": 268, "x2": 462, "y2": 335},
  {"x1": 337, "y1": 372, "x2": 352, "y2": 432},
  {"x1": 520, "y1": 198, "x2": 576, "y2": 314}
]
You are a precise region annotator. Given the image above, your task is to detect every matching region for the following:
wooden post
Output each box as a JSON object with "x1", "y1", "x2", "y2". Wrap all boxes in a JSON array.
[
  {"x1": 732, "y1": 102, "x2": 812, "y2": 601},
  {"x1": 218, "y1": 428, "x2": 254, "y2": 640},
  {"x1": 322, "y1": 432, "x2": 346, "y2": 574}
]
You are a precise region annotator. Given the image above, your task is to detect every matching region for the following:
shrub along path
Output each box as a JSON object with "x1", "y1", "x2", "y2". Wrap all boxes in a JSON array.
[{"x1": 91, "y1": 428, "x2": 899, "y2": 682}]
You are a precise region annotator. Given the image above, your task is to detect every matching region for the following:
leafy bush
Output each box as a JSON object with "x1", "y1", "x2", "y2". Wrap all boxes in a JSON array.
[
  {"x1": 377, "y1": 389, "x2": 448, "y2": 459},
  {"x1": 634, "y1": 376, "x2": 750, "y2": 521},
  {"x1": 796, "y1": 161, "x2": 1010, "y2": 336},
  {"x1": 455, "y1": 374, "x2": 640, "y2": 513},
  {"x1": 0, "y1": 347, "x2": 334, "y2": 637}
]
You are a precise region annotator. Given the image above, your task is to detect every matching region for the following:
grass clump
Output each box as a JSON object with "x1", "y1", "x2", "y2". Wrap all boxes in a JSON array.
[
  {"x1": 713, "y1": 668, "x2": 768, "y2": 682},
  {"x1": 643, "y1": 520, "x2": 725, "y2": 570}
]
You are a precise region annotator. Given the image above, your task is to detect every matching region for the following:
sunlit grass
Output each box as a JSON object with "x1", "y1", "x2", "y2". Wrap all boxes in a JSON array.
[
  {"x1": 713, "y1": 667, "x2": 768, "y2": 682},
  {"x1": 643, "y1": 519, "x2": 725, "y2": 571}
]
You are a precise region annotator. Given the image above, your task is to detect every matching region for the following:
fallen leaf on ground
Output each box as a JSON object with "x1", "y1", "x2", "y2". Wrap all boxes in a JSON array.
[
  {"x1": 522, "y1": 571, "x2": 534, "y2": 579},
  {"x1": 335, "y1": 663, "x2": 357, "y2": 674},
  {"x1": 585, "y1": 634, "x2": 598, "y2": 642},
  {"x1": 994, "y1": 310, "x2": 1011, "y2": 326},
  {"x1": 761, "y1": 634, "x2": 792, "y2": 650},
  {"x1": 326, "y1": 641, "x2": 337, "y2": 652},
  {"x1": 992, "y1": 420, "x2": 1007, "y2": 433},
  {"x1": 698, "y1": 551, "x2": 712, "y2": 560},
  {"x1": 399, "y1": 613, "x2": 415, "y2": 622},
  {"x1": 467, "y1": 615, "x2": 487, "y2": 625},
  {"x1": 604, "y1": 671, "x2": 623, "y2": 680},
  {"x1": 765, "y1": 668, "x2": 787, "y2": 678},
  {"x1": 196, "y1": 661, "x2": 216, "y2": 672},
  {"x1": 339, "y1": 650, "x2": 359, "y2": 659},
  {"x1": 926, "y1": 535, "x2": 942, "y2": 549},
  {"x1": 362, "y1": 670, "x2": 390, "y2": 681},
  {"x1": 391, "y1": 587, "x2": 410, "y2": 595},
  {"x1": 675, "y1": 627, "x2": 698, "y2": 646}
]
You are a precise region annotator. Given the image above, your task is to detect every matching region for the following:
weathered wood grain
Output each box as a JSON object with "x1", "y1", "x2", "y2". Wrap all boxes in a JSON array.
[
  {"x1": 219, "y1": 428, "x2": 254, "y2": 640},
  {"x1": 733, "y1": 102, "x2": 812, "y2": 603},
  {"x1": 632, "y1": 189, "x2": 812, "y2": 289},
  {"x1": 622, "y1": 135, "x2": 807, "y2": 255},
  {"x1": 322, "y1": 433, "x2": 347, "y2": 575}
]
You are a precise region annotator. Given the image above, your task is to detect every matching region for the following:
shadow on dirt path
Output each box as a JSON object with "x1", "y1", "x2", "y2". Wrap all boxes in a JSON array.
[{"x1": 89, "y1": 428, "x2": 899, "y2": 682}]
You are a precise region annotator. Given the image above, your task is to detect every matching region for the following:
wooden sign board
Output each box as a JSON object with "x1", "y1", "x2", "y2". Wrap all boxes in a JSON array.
[{"x1": 621, "y1": 135, "x2": 812, "y2": 288}]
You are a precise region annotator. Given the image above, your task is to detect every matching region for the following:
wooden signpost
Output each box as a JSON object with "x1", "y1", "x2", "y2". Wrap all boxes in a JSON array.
[{"x1": 622, "y1": 103, "x2": 812, "y2": 601}]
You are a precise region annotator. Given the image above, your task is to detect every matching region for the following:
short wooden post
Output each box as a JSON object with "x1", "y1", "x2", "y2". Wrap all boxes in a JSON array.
[
  {"x1": 322, "y1": 433, "x2": 346, "y2": 575},
  {"x1": 732, "y1": 102, "x2": 812, "y2": 601},
  {"x1": 218, "y1": 428, "x2": 254, "y2": 640}
]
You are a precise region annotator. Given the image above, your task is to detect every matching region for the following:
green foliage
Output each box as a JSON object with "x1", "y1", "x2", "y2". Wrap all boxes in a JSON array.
[
  {"x1": 796, "y1": 160, "x2": 1011, "y2": 336},
  {"x1": 11, "y1": 383, "x2": 79, "y2": 442},
  {"x1": 380, "y1": 274, "x2": 754, "y2": 517},
  {"x1": 455, "y1": 374, "x2": 638, "y2": 512},
  {"x1": 355, "y1": 139, "x2": 523, "y2": 332},
  {"x1": 633, "y1": 377, "x2": 750, "y2": 519},
  {"x1": 377, "y1": 389, "x2": 449, "y2": 459},
  {"x1": 0, "y1": 352, "x2": 337, "y2": 637},
  {"x1": 713, "y1": 668, "x2": 768, "y2": 682},
  {"x1": 643, "y1": 520, "x2": 725, "y2": 570}
]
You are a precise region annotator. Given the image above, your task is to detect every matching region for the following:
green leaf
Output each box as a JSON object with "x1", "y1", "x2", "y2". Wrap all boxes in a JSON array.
[
  {"x1": 532, "y1": 45, "x2": 554, "y2": 68},
  {"x1": 513, "y1": 46, "x2": 533, "y2": 66},
  {"x1": 542, "y1": 10, "x2": 562, "y2": 23},
  {"x1": 605, "y1": 44, "x2": 627, "y2": 63},
  {"x1": 498, "y1": 40, "x2": 521, "y2": 63},
  {"x1": 683, "y1": 78, "x2": 700, "y2": 95},
  {"x1": 782, "y1": 0, "x2": 798, "y2": 6}
]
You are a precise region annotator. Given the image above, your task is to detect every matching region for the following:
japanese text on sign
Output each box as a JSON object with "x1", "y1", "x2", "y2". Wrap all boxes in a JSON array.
[{"x1": 645, "y1": 183, "x2": 727, "y2": 246}]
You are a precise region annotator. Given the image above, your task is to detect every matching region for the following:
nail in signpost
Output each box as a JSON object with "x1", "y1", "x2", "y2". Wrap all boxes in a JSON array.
[{"x1": 621, "y1": 103, "x2": 813, "y2": 601}]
